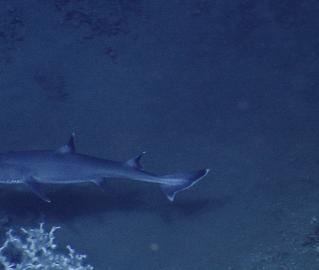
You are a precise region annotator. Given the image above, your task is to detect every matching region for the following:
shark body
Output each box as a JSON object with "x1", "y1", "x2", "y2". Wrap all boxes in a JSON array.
[{"x1": 0, "y1": 134, "x2": 209, "y2": 202}]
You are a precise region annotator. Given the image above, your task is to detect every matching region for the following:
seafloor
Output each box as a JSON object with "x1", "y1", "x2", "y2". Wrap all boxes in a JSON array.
[{"x1": 0, "y1": 0, "x2": 319, "y2": 269}]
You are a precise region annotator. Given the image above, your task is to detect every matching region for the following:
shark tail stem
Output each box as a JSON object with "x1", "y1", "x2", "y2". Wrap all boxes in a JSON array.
[{"x1": 160, "y1": 168, "x2": 210, "y2": 202}]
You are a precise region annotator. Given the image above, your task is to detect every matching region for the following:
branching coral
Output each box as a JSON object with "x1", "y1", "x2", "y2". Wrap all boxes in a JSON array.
[{"x1": 0, "y1": 223, "x2": 93, "y2": 270}]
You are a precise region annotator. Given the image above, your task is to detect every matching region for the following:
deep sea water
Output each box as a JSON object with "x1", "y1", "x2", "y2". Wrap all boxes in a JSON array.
[{"x1": 0, "y1": 0, "x2": 319, "y2": 269}]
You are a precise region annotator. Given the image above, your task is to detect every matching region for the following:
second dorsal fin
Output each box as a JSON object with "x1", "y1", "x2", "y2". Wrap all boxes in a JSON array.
[
  {"x1": 56, "y1": 132, "x2": 76, "y2": 154},
  {"x1": 125, "y1": 152, "x2": 146, "y2": 170}
]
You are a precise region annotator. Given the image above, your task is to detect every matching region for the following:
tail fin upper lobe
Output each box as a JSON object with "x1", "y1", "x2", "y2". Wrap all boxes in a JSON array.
[{"x1": 160, "y1": 168, "x2": 210, "y2": 202}]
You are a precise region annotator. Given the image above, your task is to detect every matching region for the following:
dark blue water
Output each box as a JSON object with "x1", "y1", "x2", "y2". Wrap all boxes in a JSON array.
[{"x1": 0, "y1": 0, "x2": 319, "y2": 269}]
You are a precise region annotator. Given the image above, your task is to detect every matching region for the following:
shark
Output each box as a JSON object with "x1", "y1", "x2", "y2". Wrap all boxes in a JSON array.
[{"x1": 0, "y1": 133, "x2": 209, "y2": 203}]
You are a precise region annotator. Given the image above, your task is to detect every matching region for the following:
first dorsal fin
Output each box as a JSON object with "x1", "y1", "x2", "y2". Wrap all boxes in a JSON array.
[
  {"x1": 125, "y1": 152, "x2": 146, "y2": 170},
  {"x1": 56, "y1": 132, "x2": 76, "y2": 154}
]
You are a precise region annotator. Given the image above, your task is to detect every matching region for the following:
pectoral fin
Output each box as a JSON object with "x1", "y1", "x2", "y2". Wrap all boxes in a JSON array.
[{"x1": 24, "y1": 177, "x2": 51, "y2": 203}]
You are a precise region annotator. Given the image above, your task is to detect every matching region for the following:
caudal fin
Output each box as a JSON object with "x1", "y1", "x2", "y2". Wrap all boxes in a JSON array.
[{"x1": 160, "y1": 168, "x2": 210, "y2": 202}]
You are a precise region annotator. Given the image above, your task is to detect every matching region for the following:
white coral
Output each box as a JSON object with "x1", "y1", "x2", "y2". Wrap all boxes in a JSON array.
[{"x1": 0, "y1": 223, "x2": 94, "y2": 270}]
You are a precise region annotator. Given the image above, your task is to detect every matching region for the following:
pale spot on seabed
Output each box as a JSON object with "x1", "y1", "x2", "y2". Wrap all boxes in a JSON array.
[{"x1": 149, "y1": 243, "x2": 159, "y2": 252}]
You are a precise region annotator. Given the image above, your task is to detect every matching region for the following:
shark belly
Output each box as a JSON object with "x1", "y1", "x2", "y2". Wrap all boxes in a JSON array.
[{"x1": 30, "y1": 163, "x2": 104, "y2": 184}]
